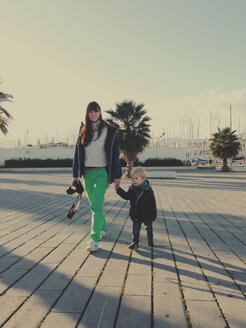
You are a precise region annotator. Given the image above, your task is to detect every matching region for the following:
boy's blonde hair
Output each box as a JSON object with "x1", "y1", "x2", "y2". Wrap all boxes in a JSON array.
[{"x1": 130, "y1": 167, "x2": 146, "y2": 178}]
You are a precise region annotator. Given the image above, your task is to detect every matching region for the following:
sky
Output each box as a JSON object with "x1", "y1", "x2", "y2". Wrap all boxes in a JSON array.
[{"x1": 1, "y1": 0, "x2": 246, "y2": 147}]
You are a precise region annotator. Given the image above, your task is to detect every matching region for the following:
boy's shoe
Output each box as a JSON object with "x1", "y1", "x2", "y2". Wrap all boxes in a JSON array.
[
  {"x1": 100, "y1": 230, "x2": 106, "y2": 240},
  {"x1": 148, "y1": 240, "x2": 154, "y2": 247},
  {"x1": 86, "y1": 239, "x2": 99, "y2": 252},
  {"x1": 128, "y1": 242, "x2": 138, "y2": 250}
]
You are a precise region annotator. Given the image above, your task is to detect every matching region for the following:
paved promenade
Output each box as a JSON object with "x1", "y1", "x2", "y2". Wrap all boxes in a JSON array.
[{"x1": 0, "y1": 169, "x2": 246, "y2": 328}]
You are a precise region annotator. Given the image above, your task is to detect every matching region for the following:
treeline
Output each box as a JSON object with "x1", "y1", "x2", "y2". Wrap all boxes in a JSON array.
[
  {"x1": 125, "y1": 158, "x2": 184, "y2": 167},
  {"x1": 4, "y1": 157, "x2": 184, "y2": 168},
  {"x1": 4, "y1": 158, "x2": 73, "y2": 168}
]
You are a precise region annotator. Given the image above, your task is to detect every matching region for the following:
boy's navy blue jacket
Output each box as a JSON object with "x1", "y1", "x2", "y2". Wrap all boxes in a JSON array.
[
  {"x1": 72, "y1": 122, "x2": 122, "y2": 184},
  {"x1": 117, "y1": 180, "x2": 157, "y2": 224}
]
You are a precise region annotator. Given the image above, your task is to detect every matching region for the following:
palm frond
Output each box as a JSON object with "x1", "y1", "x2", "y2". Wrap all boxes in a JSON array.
[
  {"x1": 106, "y1": 100, "x2": 152, "y2": 159},
  {"x1": 0, "y1": 116, "x2": 9, "y2": 135},
  {"x1": 0, "y1": 92, "x2": 13, "y2": 102},
  {"x1": 0, "y1": 106, "x2": 13, "y2": 119},
  {"x1": 0, "y1": 88, "x2": 14, "y2": 135},
  {"x1": 209, "y1": 127, "x2": 240, "y2": 160}
]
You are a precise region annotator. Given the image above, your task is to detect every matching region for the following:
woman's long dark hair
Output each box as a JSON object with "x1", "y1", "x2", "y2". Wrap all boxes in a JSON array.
[{"x1": 79, "y1": 101, "x2": 105, "y2": 147}]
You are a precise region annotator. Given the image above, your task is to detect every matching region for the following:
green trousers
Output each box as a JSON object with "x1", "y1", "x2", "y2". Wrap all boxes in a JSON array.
[{"x1": 84, "y1": 168, "x2": 108, "y2": 242}]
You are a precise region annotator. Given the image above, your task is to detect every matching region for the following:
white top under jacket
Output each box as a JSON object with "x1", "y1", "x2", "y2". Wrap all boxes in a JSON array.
[{"x1": 84, "y1": 122, "x2": 108, "y2": 167}]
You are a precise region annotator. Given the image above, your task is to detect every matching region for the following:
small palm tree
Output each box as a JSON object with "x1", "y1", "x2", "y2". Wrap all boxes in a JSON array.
[
  {"x1": 106, "y1": 101, "x2": 151, "y2": 177},
  {"x1": 209, "y1": 127, "x2": 241, "y2": 172},
  {"x1": 0, "y1": 85, "x2": 13, "y2": 135}
]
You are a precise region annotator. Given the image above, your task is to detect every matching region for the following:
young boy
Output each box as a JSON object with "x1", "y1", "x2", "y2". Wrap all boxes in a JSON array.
[{"x1": 116, "y1": 167, "x2": 157, "y2": 249}]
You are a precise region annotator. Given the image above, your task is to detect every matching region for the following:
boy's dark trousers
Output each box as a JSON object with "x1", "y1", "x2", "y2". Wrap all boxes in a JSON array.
[{"x1": 132, "y1": 218, "x2": 153, "y2": 244}]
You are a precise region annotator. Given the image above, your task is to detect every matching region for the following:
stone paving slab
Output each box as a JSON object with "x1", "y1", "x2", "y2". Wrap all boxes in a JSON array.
[
  {"x1": 77, "y1": 286, "x2": 122, "y2": 328},
  {"x1": 0, "y1": 169, "x2": 246, "y2": 327},
  {"x1": 116, "y1": 295, "x2": 151, "y2": 328}
]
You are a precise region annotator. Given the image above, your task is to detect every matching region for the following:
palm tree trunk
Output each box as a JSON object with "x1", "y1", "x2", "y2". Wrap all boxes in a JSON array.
[
  {"x1": 125, "y1": 160, "x2": 133, "y2": 178},
  {"x1": 222, "y1": 157, "x2": 229, "y2": 172}
]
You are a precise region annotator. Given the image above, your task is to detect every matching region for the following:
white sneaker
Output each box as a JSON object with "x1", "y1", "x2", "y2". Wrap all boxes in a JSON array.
[
  {"x1": 86, "y1": 239, "x2": 99, "y2": 252},
  {"x1": 100, "y1": 230, "x2": 106, "y2": 240}
]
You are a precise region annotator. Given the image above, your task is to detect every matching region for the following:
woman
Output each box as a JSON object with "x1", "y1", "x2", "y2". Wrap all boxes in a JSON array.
[{"x1": 72, "y1": 101, "x2": 122, "y2": 252}]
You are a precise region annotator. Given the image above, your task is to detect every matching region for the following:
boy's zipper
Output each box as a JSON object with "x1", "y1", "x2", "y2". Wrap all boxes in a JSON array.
[{"x1": 135, "y1": 191, "x2": 144, "y2": 204}]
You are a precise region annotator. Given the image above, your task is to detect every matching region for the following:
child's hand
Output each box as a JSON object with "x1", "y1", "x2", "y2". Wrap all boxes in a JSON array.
[{"x1": 114, "y1": 179, "x2": 120, "y2": 190}]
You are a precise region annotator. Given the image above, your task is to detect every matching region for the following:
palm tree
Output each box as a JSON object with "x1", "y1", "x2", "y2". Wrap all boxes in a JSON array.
[
  {"x1": 106, "y1": 101, "x2": 151, "y2": 177},
  {"x1": 209, "y1": 127, "x2": 241, "y2": 172},
  {"x1": 0, "y1": 84, "x2": 13, "y2": 135}
]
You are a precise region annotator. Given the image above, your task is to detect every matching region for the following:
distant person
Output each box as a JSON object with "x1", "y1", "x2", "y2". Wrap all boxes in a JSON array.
[
  {"x1": 72, "y1": 101, "x2": 122, "y2": 252},
  {"x1": 116, "y1": 167, "x2": 157, "y2": 249}
]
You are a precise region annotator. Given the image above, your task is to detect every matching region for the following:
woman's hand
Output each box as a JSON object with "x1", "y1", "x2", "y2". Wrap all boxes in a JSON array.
[
  {"x1": 114, "y1": 178, "x2": 120, "y2": 190},
  {"x1": 72, "y1": 177, "x2": 79, "y2": 186}
]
